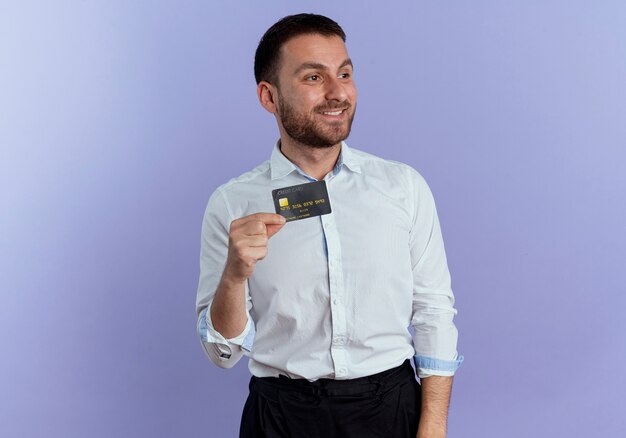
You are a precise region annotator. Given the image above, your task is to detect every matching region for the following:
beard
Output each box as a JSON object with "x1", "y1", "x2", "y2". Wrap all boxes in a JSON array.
[{"x1": 277, "y1": 90, "x2": 356, "y2": 148}]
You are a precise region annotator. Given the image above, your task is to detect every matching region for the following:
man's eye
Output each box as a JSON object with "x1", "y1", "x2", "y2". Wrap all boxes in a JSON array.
[
  {"x1": 339, "y1": 73, "x2": 351, "y2": 79},
  {"x1": 306, "y1": 75, "x2": 320, "y2": 81}
]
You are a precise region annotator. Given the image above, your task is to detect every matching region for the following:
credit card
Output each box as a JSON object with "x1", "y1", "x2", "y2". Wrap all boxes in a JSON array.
[{"x1": 272, "y1": 180, "x2": 332, "y2": 222}]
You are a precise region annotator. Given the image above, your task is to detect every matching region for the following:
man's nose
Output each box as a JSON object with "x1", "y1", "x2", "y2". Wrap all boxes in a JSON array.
[{"x1": 324, "y1": 76, "x2": 348, "y2": 102}]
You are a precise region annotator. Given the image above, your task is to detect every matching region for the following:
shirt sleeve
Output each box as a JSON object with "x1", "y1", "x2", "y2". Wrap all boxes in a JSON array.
[
  {"x1": 407, "y1": 169, "x2": 463, "y2": 378},
  {"x1": 196, "y1": 188, "x2": 254, "y2": 369}
]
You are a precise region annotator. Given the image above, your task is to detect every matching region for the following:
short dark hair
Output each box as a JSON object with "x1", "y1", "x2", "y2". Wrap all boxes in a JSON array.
[{"x1": 254, "y1": 13, "x2": 346, "y2": 85}]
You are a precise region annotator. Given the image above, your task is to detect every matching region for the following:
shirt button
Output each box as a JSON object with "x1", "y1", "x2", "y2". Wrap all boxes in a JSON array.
[
  {"x1": 332, "y1": 298, "x2": 340, "y2": 306},
  {"x1": 333, "y1": 336, "x2": 346, "y2": 345},
  {"x1": 337, "y1": 367, "x2": 347, "y2": 376}
]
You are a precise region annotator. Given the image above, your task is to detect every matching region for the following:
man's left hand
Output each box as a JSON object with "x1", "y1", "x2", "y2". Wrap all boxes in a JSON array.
[{"x1": 416, "y1": 375, "x2": 453, "y2": 438}]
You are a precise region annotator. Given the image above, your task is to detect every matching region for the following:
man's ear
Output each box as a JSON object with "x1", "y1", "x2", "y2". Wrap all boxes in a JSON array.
[{"x1": 257, "y1": 81, "x2": 278, "y2": 114}]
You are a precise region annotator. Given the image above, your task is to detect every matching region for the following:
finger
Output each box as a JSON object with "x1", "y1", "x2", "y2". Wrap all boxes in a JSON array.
[
  {"x1": 231, "y1": 214, "x2": 287, "y2": 237},
  {"x1": 241, "y1": 213, "x2": 287, "y2": 226},
  {"x1": 266, "y1": 222, "x2": 286, "y2": 239},
  {"x1": 238, "y1": 235, "x2": 268, "y2": 248},
  {"x1": 247, "y1": 246, "x2": 268, "y2": 261},
  {"x1": 240, "y1": 220, "x2": 268, "y2": 236}
]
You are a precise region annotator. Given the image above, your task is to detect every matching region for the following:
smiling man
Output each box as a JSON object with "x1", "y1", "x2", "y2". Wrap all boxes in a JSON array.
[{"x1": 196, "y1": 13, "x2": 463, "y2": 438}]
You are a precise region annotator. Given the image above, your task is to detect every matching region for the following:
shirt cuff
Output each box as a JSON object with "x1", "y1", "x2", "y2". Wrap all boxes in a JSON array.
[
  {"x1": 198, "y1": 306, "x2": 254, "y2": 360},
  {"x1": 413, "y1": 354, "x2": 464, "y2": 378}
]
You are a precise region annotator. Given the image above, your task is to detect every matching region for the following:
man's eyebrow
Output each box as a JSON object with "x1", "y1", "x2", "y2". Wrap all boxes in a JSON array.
[
  {"x1": 294, "y1": 58, "x2": 353, "y2": 75},
  {"x1": 339, "y1": 58, "x2": 353, "y2": 70}
]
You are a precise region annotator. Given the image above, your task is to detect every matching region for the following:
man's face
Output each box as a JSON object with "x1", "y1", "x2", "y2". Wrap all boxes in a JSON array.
[{"x1": 273, "y1": 33, "x2": 357, "y2": 148}]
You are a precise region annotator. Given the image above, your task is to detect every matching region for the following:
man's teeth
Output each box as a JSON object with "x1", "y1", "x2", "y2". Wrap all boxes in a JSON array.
[{"x1": 323, "y1": 110, "x2": 343, "y2": 115}]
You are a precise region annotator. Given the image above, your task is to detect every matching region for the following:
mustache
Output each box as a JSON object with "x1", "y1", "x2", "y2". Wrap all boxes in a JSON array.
[{"x1": 314, "y1": 101, "x2": 352, "y2": 112}]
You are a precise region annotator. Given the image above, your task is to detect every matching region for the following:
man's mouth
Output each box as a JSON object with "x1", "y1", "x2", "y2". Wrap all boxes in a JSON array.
[{"x1": 319, "y1": 108, "x2": 348, "y2": 117}]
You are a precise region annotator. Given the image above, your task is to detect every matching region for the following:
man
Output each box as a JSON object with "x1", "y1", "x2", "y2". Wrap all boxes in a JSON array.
[{"x1": 196, "y1": 13, "x2": 463, "y2": 438}]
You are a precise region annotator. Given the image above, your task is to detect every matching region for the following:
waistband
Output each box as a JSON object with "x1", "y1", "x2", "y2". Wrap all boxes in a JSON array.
[{"x1": 251, "y1": 360, "x2": 415, "y2": 397}]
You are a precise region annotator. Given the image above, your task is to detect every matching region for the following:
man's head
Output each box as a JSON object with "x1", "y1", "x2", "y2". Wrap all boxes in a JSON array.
[
  {"x1": 255, "y1": 14, "x2": 357, "y2": 149},
  {"x1": 254, "y1": 14, "x2": 346, "y2": 86}
]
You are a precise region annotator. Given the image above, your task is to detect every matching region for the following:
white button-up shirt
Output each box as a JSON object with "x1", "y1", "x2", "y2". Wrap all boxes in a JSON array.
[{"x1": 196, "y1": 142, "x2": 463, "y2": 380}]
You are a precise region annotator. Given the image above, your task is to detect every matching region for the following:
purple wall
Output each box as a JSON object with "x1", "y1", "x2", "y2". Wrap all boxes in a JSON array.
[{"x1": 2, "y1": 2, "x2": 625, "y2": 437}]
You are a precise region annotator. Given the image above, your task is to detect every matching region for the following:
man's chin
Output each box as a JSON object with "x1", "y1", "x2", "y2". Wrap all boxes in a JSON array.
[
  {"x1": 283, "y1": 124, "x2": 352, "y2": 149},
  {"x1": 317, "y1": 126, "x2": 351, "y2": 145}
]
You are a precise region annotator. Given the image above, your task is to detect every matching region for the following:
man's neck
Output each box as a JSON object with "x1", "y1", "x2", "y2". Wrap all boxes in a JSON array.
[{"x1": 279, "y1": 137, "x2": 341, "y2": 181}]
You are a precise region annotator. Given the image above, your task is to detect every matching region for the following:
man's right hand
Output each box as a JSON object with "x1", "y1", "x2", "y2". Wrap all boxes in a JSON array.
[
  {"x1": 211, "y1": 213, "x2": 285, "y2": 340},
  {"x1": 222, "y1": 213, "x2": 286, "y2": 284}
]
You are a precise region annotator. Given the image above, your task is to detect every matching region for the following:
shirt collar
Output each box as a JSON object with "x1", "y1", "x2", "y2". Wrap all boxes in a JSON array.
[{"x1": 270, "y1": 140, "x2": 363, "y2": 181}]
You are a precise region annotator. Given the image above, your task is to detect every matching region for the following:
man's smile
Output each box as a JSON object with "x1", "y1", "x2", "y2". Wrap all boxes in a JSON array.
[{"x1": 317, "y1": 107, "x2": 350, "y2": 119}]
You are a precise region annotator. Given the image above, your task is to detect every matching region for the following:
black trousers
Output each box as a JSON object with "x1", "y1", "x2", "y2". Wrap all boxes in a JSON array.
[{"x1": 240, "y1": 360, "x2": 421, "y2": 438}]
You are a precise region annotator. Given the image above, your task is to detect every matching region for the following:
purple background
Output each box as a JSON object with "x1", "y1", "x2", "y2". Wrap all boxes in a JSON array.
[{"x1": 2, "y1": 1, "x2": 625, "y2": 437}]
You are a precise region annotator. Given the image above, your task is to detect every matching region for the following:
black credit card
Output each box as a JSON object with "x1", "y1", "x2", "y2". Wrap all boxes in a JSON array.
[{"x1": 272, "y1": 180, "x2": 332, "y2": 222}]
